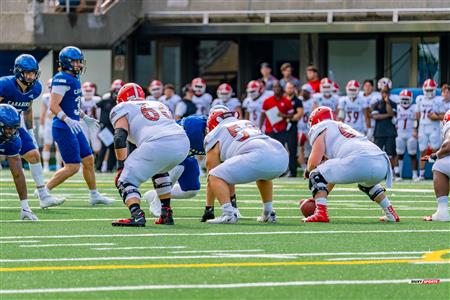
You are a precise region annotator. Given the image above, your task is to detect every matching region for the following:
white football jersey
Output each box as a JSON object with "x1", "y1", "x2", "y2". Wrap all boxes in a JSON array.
[
  {"x1": 205, "y1": 118, "x2": 268, "y2": 161},
  {"x1": 145, "y1": 95, "x2": 160, "y2": 101},
  {"x1": 415, "y1": 95, "x2": 441, "y2": 126},
  {"x1": 434, "y1": 97, "x2": 450, "y2": 115},
  {"x1": 81, "y1": 96, "x2": 100, "y2": 117},
  {"x1": 308, "y1": 120, "x2": 384, "y2": 159},
  {"x1": 338, "y1": 96, "x2": 368, "y2": 132},
  {"x1": 312, "y1": 93, "x2": 339, "y2": 112},
  {"x1": 41, "y1": 92, "x2": 53, "y2": 118},
  {"x1": 110, "y1": 100, "x2": 185, "y2": 147},
  {"x1": 211, "y1": 98, "x2": 242, "y2": 112},
  {"x1": 243, "y1": 97, "x2": 264, "y2": 127},
  {"x1": 442, "y1": 121, "x2": 450, "y2": 140},
  {"x1": 298, "y1": 97, "x2": 314, "y2": 132},
  {"x1": 192, "y1": 93, "x2": 213, "y2": 115},
  {"x1": 396, "y1": 104, "x2": 416, "y2": 136},
  {"x1": 158, "y1": 94, "x2": 181, "y2": 114}
]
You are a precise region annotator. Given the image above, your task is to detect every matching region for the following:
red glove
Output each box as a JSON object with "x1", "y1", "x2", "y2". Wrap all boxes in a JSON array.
[{"x1": 114, "y1": 168, "x2": 123, "y2": 188}]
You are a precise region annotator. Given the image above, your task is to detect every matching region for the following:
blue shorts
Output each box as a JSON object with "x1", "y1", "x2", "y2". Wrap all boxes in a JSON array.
[
  {"x1": 18, "y1": 127, "x2": 36, "y2": 156},
  {"x1": 53, "y1": 126, "x2": 92, "y2": 164},
  {"x1": 0, "y1": 137, "x2": 21, "y2": 156},
  {"x1": 178, "y1": 156, "x2": 200, "y2": 192}
]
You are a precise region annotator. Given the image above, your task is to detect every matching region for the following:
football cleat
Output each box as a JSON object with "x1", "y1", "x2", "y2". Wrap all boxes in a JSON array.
[
  {"x1": 39, "y1": 194, "x2": 65, "y2": 209},
  {"x1": 200, "y1": 208, "x2": 215, "y2": 222},
  {"x1": 112, "y1": 209, "x2": 146, "y2": 227},
  {"x1": 144, "y1": 190, "x2": 161, "y2": 217},
  {"x1": 155, "y1": 207, "x2": 174, "y2": 225},
  {"x1": 379, "y1": 205, "x2": 400, "y2": 222},
  {"x1": 207, "y1": 212, "x2": 238, "y2": 224},
  {"x1": 414, "y1": 176, "x2": 424, "y2": 182},
  {"x1": 423, "y1": 212, "x2": 450, "y2": 222},
  {"x1": 19, "y1": 209, "x2": 39, "y2": 221},
  {"x1": 89, "y1": 193, "x2": 114, "y2": 205},
  {"x1": 257, "y1": 211, "x2": 277, "y2": 223},
  {"x1": 303, "y1": 204, "x2": 329, "y2": 222}
]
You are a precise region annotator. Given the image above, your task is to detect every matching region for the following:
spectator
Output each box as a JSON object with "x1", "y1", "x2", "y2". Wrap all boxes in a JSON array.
[
  {"x1": 306, "y1": 65, "x2": 320, "y2": 93},
  {"x1": 438, "y1": 84, "x2": 450, "y2": 120},
  {"x1": 285, "y1": 82, "x2": 304, "y2": 177},
  {"x1": 359, "y1": 79, "x2": 379, "y2": 140},
  {"x1": 175, "y1": 83, "x2": 197, "y2": 120},
  {"x1": 259, "y1": 62, "x2": 277, "y2": 91},
  {"x1": 371, "y1": 88, "x2": 397, "y2": 171},
  {"x1": 160, "y1": 83, "x2": 181, "y2": 114},
  {"x1": 95, "y1": 79, "x2": 124, "y2": 172},
  {"x1": 280, "y1": 62, "x2": 300, "y2": 90},
  {"x1": 259, "y1": 81, "x2": 294, "y2": 166}
]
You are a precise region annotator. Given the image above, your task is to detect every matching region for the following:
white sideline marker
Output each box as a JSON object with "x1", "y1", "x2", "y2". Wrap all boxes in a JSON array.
[{"x1": 1, "y1": 279, "x2": 449, "y2": 294}]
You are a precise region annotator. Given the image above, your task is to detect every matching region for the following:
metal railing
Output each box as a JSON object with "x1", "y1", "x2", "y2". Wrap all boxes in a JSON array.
[{"x1": 0, "y1": 0, "x2": 119, "y2": 15}]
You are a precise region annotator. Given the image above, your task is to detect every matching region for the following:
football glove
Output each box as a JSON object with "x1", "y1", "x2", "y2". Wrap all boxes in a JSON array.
[
  {"x1": 82, "y1": 115, "x2": 100, "y2": 130},
  {"x1": 64, "y1": 117, "x2": 83, "y2": 134}
]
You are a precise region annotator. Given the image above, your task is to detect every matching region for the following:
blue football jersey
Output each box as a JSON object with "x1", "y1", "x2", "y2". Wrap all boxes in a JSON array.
[
  {"x1": 51, "y1": 71, "x2": 82, "y2": 128},
  {"x1": 0, "y1": 75, "x2": 42, "y2": 113},
  {"x1": 178, "y1": 115, "x2": 206, "y2": 156},
  {"x1": 0, "y1": 136, "x2": 22, "y2": 156}
]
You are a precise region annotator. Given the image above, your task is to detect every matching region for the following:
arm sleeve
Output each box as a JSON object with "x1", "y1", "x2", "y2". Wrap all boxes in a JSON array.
[{"x1": 51, "y1": 85, "x2": 70, "y2": 96}]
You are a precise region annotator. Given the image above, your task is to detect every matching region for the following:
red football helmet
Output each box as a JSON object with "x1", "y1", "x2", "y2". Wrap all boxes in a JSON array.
[
  {"x1": 422, "y1": 79, "x2": 437, "y2": 98},
  {"x1": 309, "y1": 106, "x2": 334, "y2": 127},
  {"x1": 207, "y1": 105, "x2": 238, "y2": 132},
  {"x1": 320, "y1": 77, "x2": 333, "y2": 96},
  {"x1": 82, "y1": 81, "x2": 96, "y2": 98},
  {"x1": 246, "y1": 80, "x2": 261, "y2": 100},
  {"x1": 443, "y1": 110, "x2": 450, "y2": 125},
  {"x1": 399, "y1": 89, "x2": 412, "y2": 108},
  {"x1": 149, "y1": 80, "x2": 163, "y2": 98},
  {"x1": 332, "y1": 82, "x2": 340, "y2": 94},
  {"x1": 377, "y1": 77, "x2": 392, "y2": 91},
  {"x1": 191, "y1": 77, "x2": 206, "y2": 96},
  {"x1": 345, "y1": 80, "x2": 360, "y2": 99},
  {"x1": 217, "y1": 83, "x2": 232, "y2": 100},
  {"x1": 117, "y1": 83, "x2": 145, "y2": 103},
  {"x1": 111, "y1": 79, "x2": 125, "y2": 92}
]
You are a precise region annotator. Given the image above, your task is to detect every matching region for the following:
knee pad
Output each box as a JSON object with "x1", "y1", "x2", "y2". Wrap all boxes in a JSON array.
[
  {"x1": 308, "y1": 170, "x2": 328, "y2": 197},
  {"x1": 117, "y1": 181, "x2": 141, "y2": 203},
  {"x1": 152, "y1": 173, "x2": 172, "y2": 196},
  {"x1": 358, "y1": 184, "x2": 385, "y2": 201}
]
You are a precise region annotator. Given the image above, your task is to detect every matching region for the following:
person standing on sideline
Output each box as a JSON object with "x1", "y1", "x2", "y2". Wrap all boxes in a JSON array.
[
  {"x1": 259, "y1": 62, "x2": 277, "y2": 91},
  {"x1": 284, "y1": 81, "x2": 303, "y2": 177}
]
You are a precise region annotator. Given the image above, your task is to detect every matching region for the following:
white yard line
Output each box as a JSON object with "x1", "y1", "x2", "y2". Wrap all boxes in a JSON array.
[
  {"x1": 0, "y1": 240, "x2": 40, "y2": 244},
  {"x1": 327, "y1": 256, "x2": 422, "y2": 261},
  {"x1": 92, "y1": 246, "x2": 187, "y2": 250},
  {"x1": 19, "y1": 243, "x2": 115, "y2": 248},
  {"x1": 0, "y1": 229, "x2": 448, "y2": 240},
  {"x1": 169, "y1": 249, "x2": 263, "y2": 254},
  {"x1": 1, "y1": 279, "x2": 448, "y2": 294}
]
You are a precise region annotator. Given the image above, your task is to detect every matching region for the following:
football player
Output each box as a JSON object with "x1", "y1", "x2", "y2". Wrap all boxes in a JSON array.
[
  {"x1": 436, "y1": 84, "x2": 450, "y2": 121},
  {"x1": 159, "y1": 84, "x2": 181, "y2": 115},
  {"x1": 191, "y1": 77, "x2": 213, "y2": 115},
  {"x1": 421, "y1": 110, "x2": 450, "y2": 221},
  {"x1": 81, "y1": 81, "x2": 101, "y2": 154},
  {"x1": 0, "y1": 54, "x2": 61, "y2": 208},
  {"x1": 46, "y1": 46, "x2": 113, "y2": 206},
  {"x1": 358, "y1": 80, "x2": 378, "y2": 140},
  {"x1": 39, "y1": 78, "x2": 63, "y2": 172},
  {"x1": 0, "y1": 104, "x2": 38, "y2": 220},
  {"x1": 211, "y1": 83, "x2": 243, "y2": 118},
  {"x1": 395, "y1": 90, "x2": 418, "y2": 180},
  {"x1": 204, "y1": 106, "x2": 288, "y2": 224},
  {"x1": 312, "y1": 78, "x2": 339, "y2": 112},
  {"x1": 297, "y1": 84, "x2": 314, "y2": 171},
  {"x1": 332, "y1": 82, "x2": 340, "y2": 96},
  {"x1": 337, "y1": 80, "x2": 370, "y2": 134},
  {"x1": 242, "y1": 80, "x2": 265, "y2": 128},
  {"x1": 111, "y1": 83, "x2": 189, "y2": 226},
  {"x1": 146, "y1": 80, "x2": 163, "y2": 101},
  {"x1": 415, "y1": 79, "x2": 443, "y2": 180},
  {"x1": 304, "y1": 106, "x2": 400, "y2": 223}
]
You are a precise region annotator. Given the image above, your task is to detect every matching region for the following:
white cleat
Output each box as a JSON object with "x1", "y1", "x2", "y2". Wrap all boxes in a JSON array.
[
  {"x1": 39, "y1": 194, "x2": 65, "y2": 209},
  {"x1": 144, "y1": 190, "x2": 161, "y2": 217},
  {"x1": 234, "y1": 207, "x2": 243, "y2": 219},
  {"x1": 207, "y1": 213, "x2": 238, "y2": 224},
  {"x1": 424, "y1": 211, "x2": 450, "y2": 222},
  {"x1": 414, "y1": 176, "x2": 424, "y2": 182},
  {"x1": 20, "y1": 209, "x2": 39, "y2": 221},
  {"x1": 257, "y1": 211, "x2": 277, "y2": 223},
  {"x1": 394, "y1": 177, "x2": 402, "y2": 182},
  {"x1": 89, "y1": 193, "x2": 114, "y2": 206}
]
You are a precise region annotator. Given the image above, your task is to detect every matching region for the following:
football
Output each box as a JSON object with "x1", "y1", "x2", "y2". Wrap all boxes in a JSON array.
[{"x1": 299, "y1": 198, "x2": 316, "y2": 217}]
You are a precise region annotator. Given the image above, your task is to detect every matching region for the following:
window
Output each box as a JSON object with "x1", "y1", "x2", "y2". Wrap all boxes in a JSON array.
[
  {"x1": 418, "y1": 41, "x2": 439, "y2": 86},
  {"x1": 134, "y1": 40, "x2": 156, "y2": 88}
]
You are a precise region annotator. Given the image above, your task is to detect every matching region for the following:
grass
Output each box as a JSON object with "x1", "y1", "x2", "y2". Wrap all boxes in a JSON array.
[{"x1": 0, "y1": 170, "x2": 449, "y2": 300}]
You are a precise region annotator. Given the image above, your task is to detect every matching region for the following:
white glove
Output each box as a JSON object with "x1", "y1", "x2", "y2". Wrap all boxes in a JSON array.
[
  {"x1": 82, "y1": 115, "x2": 100, "y2": 130},
  {"x1": 64, "y1": 117, "x2": 83, "y2": 134},
  {"x1": 27, "y1": 128, "x2": 38, "y2": 147}
]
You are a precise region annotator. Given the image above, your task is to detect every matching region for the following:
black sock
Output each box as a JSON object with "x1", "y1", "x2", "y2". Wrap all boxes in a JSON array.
[
  {"x1": 230, "y1": 194, "x2": 237, "y2": 208},
  {"x1": 129, "y1": 203, "x2": 140, "y2": 214},
  {"x1": 205, "y1": 206, "x2": 214, "y2": 212},
  {"x1": 161, "y1": 198, "x2": 171, "y2": 208}
]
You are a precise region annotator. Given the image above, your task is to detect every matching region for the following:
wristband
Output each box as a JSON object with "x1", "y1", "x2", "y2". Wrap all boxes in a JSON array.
[{"x1": 56, "y1": 111, "x2": 66, "y2": 120}]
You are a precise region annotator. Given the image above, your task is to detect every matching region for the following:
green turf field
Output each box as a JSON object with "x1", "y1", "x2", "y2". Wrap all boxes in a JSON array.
[{"x1": 0, "y1": 170, "x2": 449, "y2": 299}]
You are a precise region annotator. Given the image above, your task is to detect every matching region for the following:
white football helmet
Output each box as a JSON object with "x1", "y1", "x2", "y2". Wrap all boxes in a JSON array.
[
  {"x1": 422, "y1": 79, "x2": 437, "y2": 99},
  {"x1": 192, "y1": 77, "x2": 206, "y2": 96},
  {"x1": 217, "y1": 83, "x2": 232, "y2": 101},
  {"x1": 246, "y1": 80, "x2": 261, "y2": 100},
  {"x1": 319, "y1": 77, "x2": 333, "y2": 97},
  {"x1": 149, "y1": 80, "x2": 163, "y2": 98},
  {"x1": 377, "y1": 77, "x2": 392, "y2": 91},
  {"x1": 81, "y1": 81, "x2": 95, "y2": 99},
  {"x1": 399, "y1": 89, "x2": 412, "y2": 108},
  {"x1": 345, "y1": 80, "x2": 360, "y2": 99}
]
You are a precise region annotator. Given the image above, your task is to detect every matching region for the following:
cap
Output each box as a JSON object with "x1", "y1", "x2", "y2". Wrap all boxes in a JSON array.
[{"x1": 301, "y1": 83, "x2": 313, "y2": 93}]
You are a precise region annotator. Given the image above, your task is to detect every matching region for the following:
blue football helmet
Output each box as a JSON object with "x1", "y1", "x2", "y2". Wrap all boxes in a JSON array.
[
  {"x1": 13, "y1": 54, "x2": 40, "y2": 87},
  {"x1": 179, "y1": 115, "x2": 207, "y2": 156},
  {"x1": 0, "y1": 104, "x2": 21, "y2": 144},
  {"x1": 58, "y1": 46, "x2": 85, "y2": 74}
]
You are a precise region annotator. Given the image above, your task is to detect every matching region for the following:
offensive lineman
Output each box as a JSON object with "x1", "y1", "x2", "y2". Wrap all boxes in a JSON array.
[
  {"x1": 111, "y1": 83, "x2": 189, "y2": 226},
  {"x1": 304, "y1": 106, "x2": 400, "y2": 223}
]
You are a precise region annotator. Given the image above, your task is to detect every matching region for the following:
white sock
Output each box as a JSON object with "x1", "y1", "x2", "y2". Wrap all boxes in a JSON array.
[
  {"x1": 398, "y1": 160, "x2": 403, "y2": 176},
  {"x1": 171, "y1": 184, "x2": 197, "y2": 199},
  {"x1": 263, "y1": 201, "x2": 273, "y2": 215},
  {"x1": 29, "y1": 163, "x2": 45, "y2": 188},
  {"x1": 42, "y1": 151, "x2": 50, "y2": 161},
  {"x1": 90, "y1": 190, "x2": 99, "y2": 197},
  {"x1": 221, "y1": 202, "x2": 234, "y2": 215},
  {"x1": 420, "y1": 169, "x2": 425, "y2": 177},
  {"x1": 378, "y1": 197, "x2": 391, "y2": 209},
  {"x1": 437, "y1": 196, "x2": 449, "y2": 214},
  {"x1": 315, "y1": 198, "x2": 327, "y2": 206},
  {"x1": 20, "y1": 199, "x2": 30, "y2": 211},
  {"x1": 394, "y1": 166, "x2": 399, "y2": 174},
  {"x1": 412, "y1": 170, "x2": 418, "y2": 178}
]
